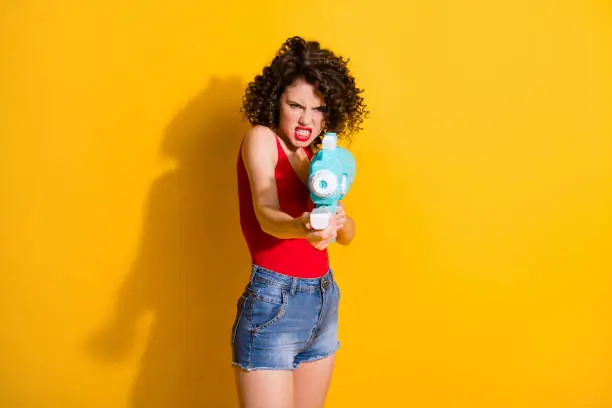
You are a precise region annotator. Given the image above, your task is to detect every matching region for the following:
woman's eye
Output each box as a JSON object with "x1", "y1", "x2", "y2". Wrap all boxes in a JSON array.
[
  {"x1": 315, "y1": 106, "x2": 327, "y2": 112},
  {"x1": 289, "y1": 103, "x2": 300, "y2": 109}
]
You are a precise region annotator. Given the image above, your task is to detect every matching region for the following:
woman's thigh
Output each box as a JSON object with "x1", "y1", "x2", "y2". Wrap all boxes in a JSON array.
[
  {"x1": 234, "y1": 368, "x2": 293, "y2": 408},
  {"x1": 294, "y1": 354, "x2": 336, "y2": 408}
]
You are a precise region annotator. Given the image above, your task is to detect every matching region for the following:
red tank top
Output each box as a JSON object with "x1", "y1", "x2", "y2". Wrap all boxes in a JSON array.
[{"x1": 237, "y1": 135, "x2": 329, "y2": 278}]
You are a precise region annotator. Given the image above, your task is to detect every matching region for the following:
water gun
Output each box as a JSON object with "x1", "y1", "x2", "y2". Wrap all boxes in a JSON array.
[{"x1": 308, "y1": 132, "x2": 356, "y2": 233}]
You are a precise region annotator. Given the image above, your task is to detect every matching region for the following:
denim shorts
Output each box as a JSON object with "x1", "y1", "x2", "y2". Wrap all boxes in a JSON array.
[{"x1": 231, "y1": 264, "x2": 341, "y2": 371}]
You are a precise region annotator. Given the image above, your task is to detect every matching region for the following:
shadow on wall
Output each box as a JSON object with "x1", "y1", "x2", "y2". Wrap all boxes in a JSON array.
[{"x1": 87, "y1": 76, "x2": 252, "y2": 407}]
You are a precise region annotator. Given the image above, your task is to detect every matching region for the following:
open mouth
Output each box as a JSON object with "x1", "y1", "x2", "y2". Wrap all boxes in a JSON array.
[{"x1": 295, "y1": 127, "x2": 312, "y2": 141}]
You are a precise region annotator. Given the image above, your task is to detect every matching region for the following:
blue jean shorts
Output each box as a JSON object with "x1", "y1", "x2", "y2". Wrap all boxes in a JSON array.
[{"x1": 231, "y1": 264, "x2": 341, "y2": 371}]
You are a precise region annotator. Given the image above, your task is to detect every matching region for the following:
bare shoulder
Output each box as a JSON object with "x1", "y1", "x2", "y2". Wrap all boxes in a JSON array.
[
  {"x1": 243, "y1": 125, "x2": 276, "y2": 150},
  {"x1": 246, "y1": 125, "x2": 276, "y2": 140},
  {"x1": 241, "y1": 125, "x2": 278, "y2": 169}
]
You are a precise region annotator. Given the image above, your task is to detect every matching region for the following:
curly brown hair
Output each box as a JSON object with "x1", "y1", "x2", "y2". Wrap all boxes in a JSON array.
[{"x1": 241, "y1": 36, "x2": 368, "y2": 143}]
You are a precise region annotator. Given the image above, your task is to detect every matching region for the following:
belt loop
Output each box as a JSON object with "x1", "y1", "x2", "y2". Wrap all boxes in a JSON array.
[
  {"x1": 322, "y1": 269, "x2": 332, "y2": 291},
  {"x1": 290, "y1": 278, "x2": 297, "y2": 295},
  {"x1": 249, "y1": 264, "x2": 257, "y2": 283}
]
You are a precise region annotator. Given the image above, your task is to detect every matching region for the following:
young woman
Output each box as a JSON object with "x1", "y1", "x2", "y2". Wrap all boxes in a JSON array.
[{"x1": 232, "y1": 36, "x2": 368, "y2": 408}]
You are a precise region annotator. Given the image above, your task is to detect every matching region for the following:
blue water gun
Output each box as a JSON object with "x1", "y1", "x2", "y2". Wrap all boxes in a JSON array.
[{"x1": 308, "y1": 132, "x2": 356, "y2": 232}]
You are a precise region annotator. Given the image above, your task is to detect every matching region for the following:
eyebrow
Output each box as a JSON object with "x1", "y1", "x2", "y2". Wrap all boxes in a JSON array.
[{"x1": 287, "y1": 99, "x2": 326, "y2": 109}]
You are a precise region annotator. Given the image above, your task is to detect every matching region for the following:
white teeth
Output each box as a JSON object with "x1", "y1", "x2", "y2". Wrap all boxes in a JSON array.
[{"x1": 296, "y1": 129, "x2": 310, "y2": 136}]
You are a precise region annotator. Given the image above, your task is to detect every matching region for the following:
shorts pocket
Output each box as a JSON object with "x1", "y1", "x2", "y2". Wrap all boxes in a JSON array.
[{"x1": 249, "y1": 290, "x2": 288, "y2": 334}]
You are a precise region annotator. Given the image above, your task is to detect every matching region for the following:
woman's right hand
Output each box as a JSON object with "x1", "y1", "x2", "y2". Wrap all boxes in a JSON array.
[{"x1": 297, "y1": 212, "x2": 337, "y2": 251}]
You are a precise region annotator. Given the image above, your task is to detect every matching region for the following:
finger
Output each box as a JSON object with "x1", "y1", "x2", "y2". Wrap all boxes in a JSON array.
[
  {"x1": 326, "y1": 216, "x2": 337, "y2": 231},
  {"x1": 309, "y1": 219, "x2": 338, "y2": 238},
  {"x1": 315, "y1": 241, "x2": 330, "y2": 251},
  {"x1": 324, "y1": 230, "x2": 337, "y2": 242},
  {"x1": 324, "y1": 223, "x2": 337, "y2": 237},
  {"x1": 306, "y1": 232, "x2": 327, "y2": 244},
  {"x1": 309, "y1": 231, "x2": 333, "y2": 246},
  {"x1": 299, "y1": 212, "x2": 313, "y2": 230},
  {"x1": 317, "y1": 236, "x2": 335, "y2": 250}
]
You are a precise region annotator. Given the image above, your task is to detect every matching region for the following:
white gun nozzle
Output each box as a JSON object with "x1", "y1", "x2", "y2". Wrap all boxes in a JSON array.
[{"x1": 322, "y1": 134, "x2": 337, "y2": 150}]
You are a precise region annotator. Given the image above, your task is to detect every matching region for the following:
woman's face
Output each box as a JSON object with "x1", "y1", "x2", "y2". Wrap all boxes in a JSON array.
[{"x1": 277, "y1": 78, "x2": 326, "y2": 149}]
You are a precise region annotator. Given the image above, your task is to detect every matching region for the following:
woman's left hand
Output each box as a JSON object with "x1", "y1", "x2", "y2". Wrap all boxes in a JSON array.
[{"x1": 335, "y1": 203, "x2": 346, "y2": 231}]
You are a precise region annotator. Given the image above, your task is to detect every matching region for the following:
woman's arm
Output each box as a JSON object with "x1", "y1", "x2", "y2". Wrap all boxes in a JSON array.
[
  {"x1": 335, "y1": 204, "x2": 355, "y2": 245},
  {"x1": 241, "y1": 126, "x2": 308, "y2": 239}
]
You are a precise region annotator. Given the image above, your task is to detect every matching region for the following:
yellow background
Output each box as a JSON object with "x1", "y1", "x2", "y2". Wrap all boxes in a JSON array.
[{"x1": 2, "y1": 1, "x2": 611, "y2": 407}]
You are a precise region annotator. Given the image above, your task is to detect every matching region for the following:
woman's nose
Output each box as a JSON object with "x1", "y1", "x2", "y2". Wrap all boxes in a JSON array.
[{"x1": 299, "y1": 109, "x2": 312, "y2": 125}]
